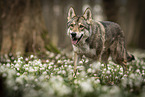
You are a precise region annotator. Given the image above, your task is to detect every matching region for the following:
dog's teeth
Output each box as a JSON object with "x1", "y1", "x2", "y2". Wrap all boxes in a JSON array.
[{"x1": 72, "y1": 40, "x2": 78, "y2": 44}]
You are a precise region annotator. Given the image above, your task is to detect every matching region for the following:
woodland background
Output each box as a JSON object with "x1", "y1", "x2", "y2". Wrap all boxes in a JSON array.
[{"x1": 0, "y1": 0, "x2": 145, "y2": 55}]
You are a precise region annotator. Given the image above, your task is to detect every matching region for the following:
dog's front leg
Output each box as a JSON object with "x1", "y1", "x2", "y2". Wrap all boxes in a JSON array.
[{"x1": 74, "y1": 52, "x2": 80, "y2": 73}]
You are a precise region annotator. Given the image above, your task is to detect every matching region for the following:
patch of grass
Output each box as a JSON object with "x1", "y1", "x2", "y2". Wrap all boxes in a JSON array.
[{"x1": 0, "y1": 51, "x2": 145, "y2": 97}]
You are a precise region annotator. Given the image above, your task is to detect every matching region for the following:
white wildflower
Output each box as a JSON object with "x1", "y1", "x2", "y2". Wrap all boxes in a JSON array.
[
  {"x1": 48, "y1": 66, "x2": 53, "y2": 69},
  {"x1": 109, "y1": 86, "x2": 121, "y2": 96},
  {"x1": 45, "y1": 75, "x2": 49, "y2": 79},
  {"x1": 25, "y1": 84, "x2": 29, "y2": 87},
  {"x1": 121, "y1": 78, "x2": 127, "y2": 88},
  {"x1": 49, "y1": 76, "x2": 71, "y2": 96},
  {"x1": 68, "y1": 74, "x2": 73, "y2": 80},
  {"x1": 92, "y1": 62, "x2": 101, "y2": 70},
  {"x1": 2, "y1": 73, "x2": 7, "y2": 77},
  {"x1": 104, "y1": 68, "x2": 106, "y2": 71},
  {"x1": 76, "y1": 71, "x2": 80, "y2": 75},
  {"x1": 34, "y1": 67, "x2": 39, "y2": 71},
  {"x1": 108, "y1": 67, "x2": 111, "y2": 70},
  {"x1": 16, "y1": 76, "x2": 24, "y2": 84},
  {"x1": 68, "y1": 65, "x2": 72, "y2": 68},
  {"x1": 51, "y1": 73, "x2": 53, "y2": 76},
  {"x1": 77, "y1": 66, "x2": 85, "y2": 71},
  {"x1": 62, "y1": 70, "x2": 66, "y2": 75},
  {"x1": 7, "y1": 69, "x2": 16, "y2": 79},
  {"x1": 87, "y1": 68, "x2": 92, "y2": 73},
  {"x1": 120, "y1": 67, "x2": 123, "y2": 72},
  {"x1": 136, "y1": 69, "x2": 140, "y2": 73},
  {"x1": 30, "y1": 55, "x2": 34, "y2": 58},
  {"x1": 6, "y1": 79, "x2": 15, "y2": 87},
  {"x1": 25, "y1": 58, "x2": 29, "y2": 61},
  {"x1": 14, "y1": 60, "x2": 17, "y2": 63},
  {"x1": 128, "y1": 79, "x2": 133, "y2": 88},
  {"x1": 80, "y1": 71, "x2": 86, "y2": 77},
  {"x1": 85, "y1": 59, "x2": 89, "y2": 63},
  {"x1": 43, "y1": 64, "x2": 47, "y2": 67},
  {"x1": 57, "y1": 85, "x2": 71, "y2": 96},
  {"x1": 57, "y1": 70, "x2": 61, "y2": 74},
  {"x1": 29, "y1": 67, "x2": 35, "y2": 72},
  {"x1": 6, "y1": 63, "x2": 10, "y2": 67},
  {"x1": 74, "y1": 79, "x2": 78, "y2": 84},
  {"x1": 102, "y1": 71, "x2": 105, "y2": 74},
  {"x1": 13, "y1": 86, "x2": 18, "y2": 91},
  {"x1": 15, "y1": 63, "x2": 20, "y2": 68},
  {"x1": 55, "y1": 54, "x2": 61, "y2": 60},
  {"x1": 79, "y1": 61, "x2": 83, "y2": 64},
  {"x1": 57, "y1": 60, "x2": 62, "y2": 64},
  {"x1": 101, "y1": 64, "x2": 104, "y2": 67},
  {"x1": 40, "y1": 67, "x2": 45, "y2": 71},
  {"x1": 49, "y1": 53, "x2": 55, "y2": 58},
  {"x1": 115, "y1": 76, "x2": 118, "y2": 79},
  {"x1": 16, "y1": 73, "x2": 20, "y2": 76},
  {"x1": 34, "y1": 78, "x2": 38, "y2": 82},
  {"x1": 94, "y1": 79, "x2": 100, "y2": 84},
  {"x1": 43, "y1": 71, "x2": 47, "y2": 75},
  {"x1": 117, "y1": 65, "x2": 119, "y2": 68},
  {"x1": 129, "y1": 73, "x2": 135, "y2": 79},
  {"x1": 46, "y1": 60, "x2": 49, "y2": 63},
  {"x1": 106, "y1": 70, "x2": 111, "y2": 74},
  {"x1": 119, "y1": 72, "x2": 123, "y2": 75},
  {"x1": 102, "y1": 86, "x2": 109, "y2": 92},
  {"x1": 6, "y1": 59, "x2": 11, "y2": 62},
  {"x1": 80, "y1": 81, "x2": 94, "y2": 93},
  {"x1": 28, "y1": 75, "x2": 35, "y2": 81},
  {"x1": 92, "y1": 69, "x2": 96, "y2": 73},
  {"x1": 17, "y1": 68, "x2": 19, "y2": 71},
  {"x1": 94, "y1": 74, "x2": 97, "y2": 76},
  {"x1": 25, "y1": 68, "x2": 29, "y2": 71},
  {"x1": 134, "y1": 75, "x2": 142, "y2": 87}
]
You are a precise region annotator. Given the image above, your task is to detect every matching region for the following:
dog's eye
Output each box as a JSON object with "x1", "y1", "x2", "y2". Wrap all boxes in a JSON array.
[
  {"x1": 70, "y1": 24, "x2": 74, "y2": 28},
  {"x1": 79, "y1": 25, "x2": 84, "y2": 28}
]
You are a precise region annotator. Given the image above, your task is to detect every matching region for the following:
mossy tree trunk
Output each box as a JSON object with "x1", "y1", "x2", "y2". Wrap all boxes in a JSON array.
[{"x1": 0, "y1": 0, "x2": 49, "y2": 56}]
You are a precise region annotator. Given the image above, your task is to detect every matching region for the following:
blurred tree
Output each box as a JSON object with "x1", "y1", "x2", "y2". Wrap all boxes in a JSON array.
[
  {"x1": 1, "y1": 0, "x2": 145, "y2": 56},
  {"x1": 102, "y1": 0, "x2": 145, "y2": 49},
  {"x1": 102, "y1": 0, "x2": 119, "y2": 23},
  {"x1": 0, "y1": 0, "x2": 2, "y2": 51},
  {"x1": 126, "y1": 0, "x2": 145, "y2": 49},
  {"x1": 0, "y1": 0, "x2": 59, "y2": 56}
]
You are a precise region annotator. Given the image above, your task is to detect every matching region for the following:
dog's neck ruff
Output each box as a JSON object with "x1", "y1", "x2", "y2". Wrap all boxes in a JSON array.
[{"x1": 73, "y1": 37, "x2": 90, "y2": 48}]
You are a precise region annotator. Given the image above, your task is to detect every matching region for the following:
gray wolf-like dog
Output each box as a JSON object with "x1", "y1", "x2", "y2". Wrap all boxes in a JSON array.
[{"x1": 67, "y1": 7, "x2": 135, "y2": 72}]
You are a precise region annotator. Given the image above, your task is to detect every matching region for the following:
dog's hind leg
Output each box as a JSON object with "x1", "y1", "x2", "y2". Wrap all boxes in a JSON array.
[{"x1": 110, "y1": 38, "x2": 129, "y2": 73}]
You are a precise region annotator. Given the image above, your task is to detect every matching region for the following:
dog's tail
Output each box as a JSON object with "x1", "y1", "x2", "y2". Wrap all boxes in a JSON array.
[{"x1": 127, "y1": 54, "x2": 135, "y2": 62}]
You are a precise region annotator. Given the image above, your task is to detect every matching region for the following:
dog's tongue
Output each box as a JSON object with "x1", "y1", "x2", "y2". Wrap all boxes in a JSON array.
[{"x1": 72, "y1": 40, "x2": 78, "y2": 44}]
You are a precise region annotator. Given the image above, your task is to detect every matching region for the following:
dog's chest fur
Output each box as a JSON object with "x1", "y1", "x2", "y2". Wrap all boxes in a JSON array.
[{"x1": 73, "y1": 43, "x2": 98, "y2": 59}]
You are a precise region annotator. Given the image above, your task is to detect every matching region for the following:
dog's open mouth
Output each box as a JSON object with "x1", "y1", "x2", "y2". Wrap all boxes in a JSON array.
[{"x1": 71, "y1": 34, "x2": 83, "y2": 45}]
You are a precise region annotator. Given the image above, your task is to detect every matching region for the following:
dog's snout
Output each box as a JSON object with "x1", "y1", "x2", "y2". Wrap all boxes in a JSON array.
[{"x1": 71, "y1": 32, "x2": 76, "y2": 37}]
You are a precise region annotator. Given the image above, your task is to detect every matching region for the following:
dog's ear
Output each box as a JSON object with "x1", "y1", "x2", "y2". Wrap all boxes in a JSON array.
[
  {"x1": 68, "y1": 7, "x2": 76, "y2": 20},
  {"x1": 83, "y1": 8, "x2": 92, "y2": 22}
]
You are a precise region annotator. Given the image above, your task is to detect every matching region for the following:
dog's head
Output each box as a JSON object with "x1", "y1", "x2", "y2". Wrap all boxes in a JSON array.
[{"x1": 67, "y1": 7, "x2": 92, "y2": 45}]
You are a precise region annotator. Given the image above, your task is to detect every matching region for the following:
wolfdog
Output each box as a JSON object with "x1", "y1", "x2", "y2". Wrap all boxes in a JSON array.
[{"x1": 67, "y1": 7, "x2": 135, "y2": 72}]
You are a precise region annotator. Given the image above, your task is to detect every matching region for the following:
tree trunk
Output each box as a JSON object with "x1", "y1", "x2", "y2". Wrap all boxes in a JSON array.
[
  {"x1": 126, "y1": 0, "x2": 145, "y2": 49},
  {"x1": 102, "y1": 0, "x2": 119, "y2": 23},
  {"x1": 0, "y1": 0, "x2": 48, "y2": 55},
  {"x1": 0, "y1": 0, "x2": 2, "y2": 51}
]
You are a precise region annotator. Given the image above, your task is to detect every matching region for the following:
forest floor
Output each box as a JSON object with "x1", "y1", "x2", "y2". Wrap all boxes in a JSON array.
[{"x1": 0, "y1": 49, "x2": 145, "y2": 97}]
